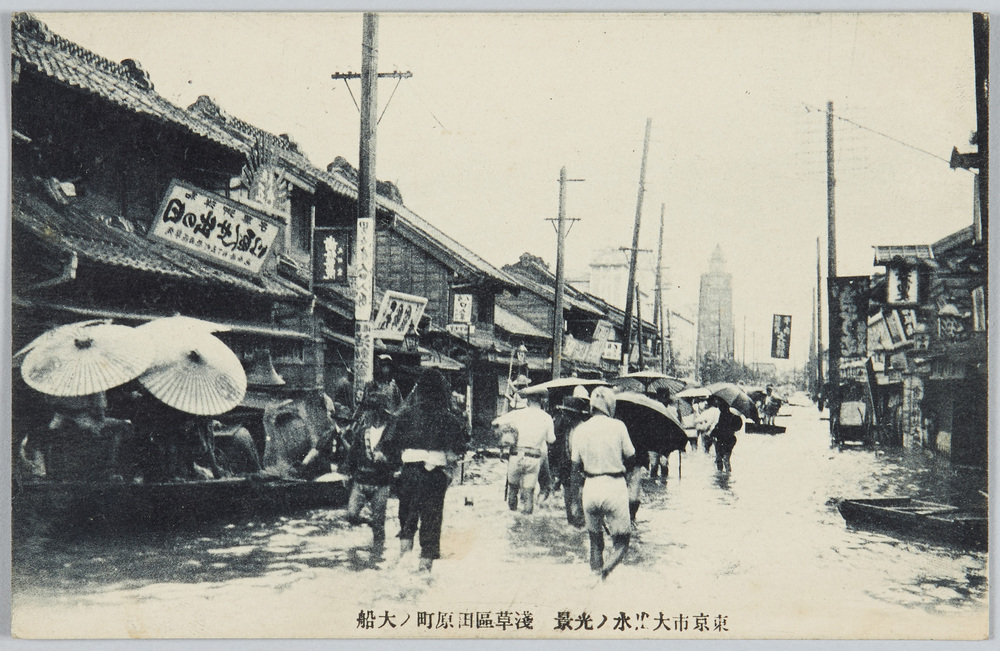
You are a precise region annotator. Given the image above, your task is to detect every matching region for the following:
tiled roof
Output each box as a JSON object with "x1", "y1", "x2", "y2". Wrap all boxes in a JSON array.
[
  {"x1": 12, "y1": 13, "x2": 248, "y2": 156},
  {"x1": 13, "y1": 176, "x2": 302, "y2": 300},
  {"x1": 13, "y1": 12, "x2": 517, "y2": 295},
  {"x1": 873, "y1": 245, "x2": 934, "y2": 265},
  {"x1": 495, "y1": 305, "x2": 550, "y2": 339},
  {"x1": 381, "y1": 197, "x2": 520, "y2": 291},
  {"x1": 502, "y1": 267, "x2": 606, "y2": 316}
]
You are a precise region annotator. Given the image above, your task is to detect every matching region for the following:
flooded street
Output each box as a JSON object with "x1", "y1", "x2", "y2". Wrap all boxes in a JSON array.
[{"x1": 12, "y1": 399, "x2": 988, "y2": 639}]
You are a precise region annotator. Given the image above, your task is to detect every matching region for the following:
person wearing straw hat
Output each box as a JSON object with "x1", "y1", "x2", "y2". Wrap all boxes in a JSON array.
[{"x1": 571, "y1": 386, "x2": 635, "y2": 579}]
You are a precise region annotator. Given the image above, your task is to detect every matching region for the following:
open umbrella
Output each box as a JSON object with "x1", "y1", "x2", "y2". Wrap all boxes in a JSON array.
[
  {"x1": 135, "y1": 315, "x2": 232, "y2": 340},
  {"x1": 518, "y1": 377, "x2": 609, "y2": 396},
  {"x1": 705, "y1": 382, "x2": 760, "y2": 422},
  {"x1": 20, "y1": 321, "x2": 152, "y2": 396},
  {"x1": 612, "y1": 371, "x2": 687, "y2": 396},
  {"x1": 675, "y1": 386, "x2": 711, "y2": 400},
  {"x1": 139, "y1": 333, "x2": 247, "y2": 416},
  {"x1": 613, "y1": 391, "x2": 689, "y2": 458}
]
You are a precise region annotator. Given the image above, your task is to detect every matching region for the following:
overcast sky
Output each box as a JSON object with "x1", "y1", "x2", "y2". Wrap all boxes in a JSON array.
[{"x1": 33, "y1": 11, "x2": 979, "y2": 368}]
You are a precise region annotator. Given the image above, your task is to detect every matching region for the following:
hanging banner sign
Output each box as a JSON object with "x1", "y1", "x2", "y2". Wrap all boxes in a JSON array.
[
  {"x1": 354, "y1": 217, "x2": 375, "y2": 321},
  {"x1": 887, "y1": 265, "x2": 919, "y2": 304},
  {"x1": 831, "y1": 276, "x2": 870, "y2": 359},
  {"x1": 150, "y1": 179, "x2": 281, "y2": 274},
  {"x1": 453, "y1": 294, "x2": 474, "y2": 324},
  {"x1": 770, "y1": 314, "x2": 792, "y2": 359},
  {"x1": 314, "y1": 227, "x2": 351, "y2": 284},
  {"x1": 373, "y1": 290, "x2": 427, "y2": 341}
]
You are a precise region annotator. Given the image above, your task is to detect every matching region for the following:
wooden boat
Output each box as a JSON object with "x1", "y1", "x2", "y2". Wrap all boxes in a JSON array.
[
  {"x1": 744, "y1": 422, "x2": 786, "y2": 435},
  {"x1": 837, "y1": 497, "x2": 988, "y2": 550},
  {"x1": 13, "y1": 475, "x2": 350, "y2": 536}
]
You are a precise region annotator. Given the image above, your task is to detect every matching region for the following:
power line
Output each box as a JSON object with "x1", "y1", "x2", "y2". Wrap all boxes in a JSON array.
[{"x1": 802, "y1": 103, "x2": 973, "y2": 173}]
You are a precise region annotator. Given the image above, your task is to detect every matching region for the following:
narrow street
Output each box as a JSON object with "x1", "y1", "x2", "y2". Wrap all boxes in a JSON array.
[{"x1": 12, "y1": 398, "x2": 988, "y2": 639}]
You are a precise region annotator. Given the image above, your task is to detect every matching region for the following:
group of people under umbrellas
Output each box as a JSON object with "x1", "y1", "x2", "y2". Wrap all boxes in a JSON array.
[{"x1": 493, "y1": 373, "x2": 751, "y2": 579}]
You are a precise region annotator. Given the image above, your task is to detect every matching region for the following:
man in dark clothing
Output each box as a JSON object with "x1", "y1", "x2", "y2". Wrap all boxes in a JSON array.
[
  {"x1": 381, "y1": 368, "x2": 467, "y2": 573},
  {"x1": 707, "y1": 395, "x2": 742, "y2": 472},
  {"x1": 344, "y1": 390, "x2": 398, "y2": 552},
  {"x1": 553, "y1": 394, "x2": 589, "y2": 528}
]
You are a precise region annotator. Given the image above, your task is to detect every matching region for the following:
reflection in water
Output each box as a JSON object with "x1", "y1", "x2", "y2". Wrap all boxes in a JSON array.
[{"x1": 12, "y1": 400, "x2": 989, "y2": 632}]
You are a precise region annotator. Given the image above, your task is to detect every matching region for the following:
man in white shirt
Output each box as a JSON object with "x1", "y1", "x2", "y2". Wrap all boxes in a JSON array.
[
  {"x1": 571, "y1": 387, "x2": 635, "y2": 579},
  {"x1": 495, "y1": 392, "x2": 555, "y2": 514}
]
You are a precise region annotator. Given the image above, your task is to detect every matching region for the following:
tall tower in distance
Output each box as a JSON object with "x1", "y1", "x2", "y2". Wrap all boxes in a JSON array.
[{"x1": 696, "y1": 244, "x2": 735, "y2": 367}]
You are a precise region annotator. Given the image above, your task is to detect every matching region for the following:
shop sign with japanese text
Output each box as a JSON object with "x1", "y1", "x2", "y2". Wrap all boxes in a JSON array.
[
  {"x1": 373, "y1": 291, "x2": 427, "y2": 341},
  {"x1": 452, "y1": 294, "x2": 474, "y2": 324},
  {"x1": 150, "y1": 179, "x2": 280, "y2": 274},
  {"x1": 354, "y1": 217, "x2": 375, "y2": 321},
  {"x1": 770, "y1": 314, "x2": 791, "y2": 359}
]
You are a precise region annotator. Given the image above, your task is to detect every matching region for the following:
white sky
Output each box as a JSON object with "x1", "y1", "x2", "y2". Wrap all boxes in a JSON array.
[{"x1": 33, "y1": 11, "x2": 980, "y2": 368}]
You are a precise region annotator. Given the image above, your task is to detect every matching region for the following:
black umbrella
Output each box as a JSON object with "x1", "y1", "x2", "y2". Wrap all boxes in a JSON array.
[
  {"x1": 613, "y1": 391, "x2": 688, "y2": 459},
  {"x1": 612, "y1": 372, "x2": 687, "y2": 396},
  {"x1": 705, "y1": 382, "x2": 760, "y2": 422}
]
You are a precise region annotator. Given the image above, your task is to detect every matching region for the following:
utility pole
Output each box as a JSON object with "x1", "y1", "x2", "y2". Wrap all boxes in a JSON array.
[
  {"x1": 352, "y1": 13, "x2": 379, "y2": 402},
  {"x1": 654, "y1": 204, "x2": 666, "y2": 373},
  {"x1": 635, "y1": 283, "x2": 644, "y2": 370},
  {"x1": 810, "y1": 287, "x2": 817, "y2": 395},
  {"x1": 826, "y1": 101, "x2": 839, "y2": 426},
  {"x1": 621, "y1": 118, "x2": 652, "y2": 375},
  {"x1": 816, "y1": 236, "x2": 823, "y2": 404},
  {"x1": 333, "y1": 16, "x2": 412, "y2": 403},
  {"x1": 550, "y1": 166, "x2": 584, "y2": 380},
  {"x1": 742, "y1": 315, "x2": 747, "y2": 368}
]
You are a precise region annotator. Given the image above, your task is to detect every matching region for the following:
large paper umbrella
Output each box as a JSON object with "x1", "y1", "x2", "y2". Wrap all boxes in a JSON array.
[
  {"x1": 139, "y1": 334, "x2": 247, "y2": 416},
  {"x1": 136, "y1": 315, "x2": 232, "y2": 340},
  {"x1": 20, "y1": 321, "x2": 152, "y2": 396}
]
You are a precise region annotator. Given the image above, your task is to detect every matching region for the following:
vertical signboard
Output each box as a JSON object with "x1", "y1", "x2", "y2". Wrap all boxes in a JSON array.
[
  {"x1": 453, "y1": 294, "x2": 474, "y2": 325},
  {"x1": 313, "y1": 227, "x2": 351, "y2": 284},
  {"x1": 770, "y1": 314, "x2": 792, "y2": 359},
  {"x1": 354, "y1": 217, "x2": 375, "y2": 321},
  {"x1": 832, "y1": 276, "x2": 870, "y2": 359},
  {"x1": 887, "y1": 265, "x2": 919, "y2": 304}
]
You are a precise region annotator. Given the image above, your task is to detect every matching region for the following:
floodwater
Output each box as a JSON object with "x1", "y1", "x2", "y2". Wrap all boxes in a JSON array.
[{"x1": 11, "y1": 397, "x2": 989, "y2": 639}]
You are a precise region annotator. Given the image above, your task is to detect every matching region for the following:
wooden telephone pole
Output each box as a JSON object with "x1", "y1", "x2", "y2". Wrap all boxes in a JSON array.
[
  {"x1": 551, "y1": 167, "x2": 584, "y2": 380},
  {"x1": 334, "y1": 14, "x2": 412, "y2": 402},
  {"x1": 654, "y1": 204, "x2": 666, "y2": 372},
  {"x1": 826, "y1": 101, "x2": 840, "y2": 426},
  {"x1": 621, "y1": 118, "x2": 652, "y2": 375},
  {"x1": 816, "y1": 236, "x2": 824, "y2": 404}
]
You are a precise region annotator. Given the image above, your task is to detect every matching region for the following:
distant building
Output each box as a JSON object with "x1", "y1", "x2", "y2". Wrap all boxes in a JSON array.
[
  {"x1": 696, "y1": 245, "x2": 735, "y2": 365},
  {"x1": 581, "y1": 246, "x2": 656, "y2": 317}
]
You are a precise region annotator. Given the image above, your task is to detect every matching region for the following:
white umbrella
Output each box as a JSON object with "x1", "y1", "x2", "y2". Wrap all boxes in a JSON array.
[
  {"x1": 20, "y1": 321, "x2": 152, "y2": 396},
  {"x1": 675, "y1": 386, "x2": 711, "y2": 399},
  {"x1": 139, "y1": 333, "x2": 247, "y2": 416},
  {"x1": 518, "y1": 377, "x2": 609, "y2": 396},
  {"x1": 135, "y1": 315, "x2": 232, "y2": 340}
]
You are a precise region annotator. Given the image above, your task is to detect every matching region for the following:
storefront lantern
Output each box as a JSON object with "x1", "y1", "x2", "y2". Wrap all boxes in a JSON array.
[{"x1": 403, "y1": 323, "x2": 420, "y2": 353}]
